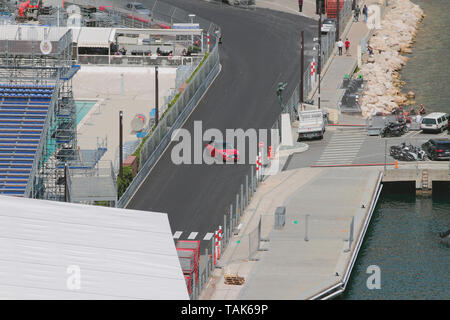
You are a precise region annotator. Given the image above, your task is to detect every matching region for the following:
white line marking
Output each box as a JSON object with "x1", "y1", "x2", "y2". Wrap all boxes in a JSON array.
[
  {"x1": 188, "y1": 232, "x2": 198, "y2": 239},
  {"x1": 321, "y1": 150, "x2": 360, "y2": 154},
  {"x1": 322, "y1": 150, "x2": 358, "y2": 157},
  {"x1": 173, "y1": 231, "x2": 183, "y2": 239},
  {"x1": 203, "y1": 232, "x2": 214, "y2": 241},
  {"x1": 330, "y1": 139, "x2": 366, "y2": 143},
  {"x1": 319, "y1": 156, "x2": 356, "y2": 159},
  {"x1": 324, "y1": 146, "x2": 361, "y2": 153}
]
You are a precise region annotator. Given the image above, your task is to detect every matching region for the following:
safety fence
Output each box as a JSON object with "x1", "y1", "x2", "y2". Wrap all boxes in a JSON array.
[
  {"x1": 76, "y1": 54, "x2": 202, "y2": 66},
  {"x1": 338, "y1": 0, "x2": 353, "y2": 38},
  {"x1": 117, "y1": 40, "x2": 220, "y2": 208},
  {"x1": 190, "y1": 162, "x2": 265, "y2": 299}
]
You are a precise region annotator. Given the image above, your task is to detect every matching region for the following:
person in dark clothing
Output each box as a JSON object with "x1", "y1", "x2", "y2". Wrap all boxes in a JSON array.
[
  {"x1": 418, "y1": 104, "x2": 427, "y2": 115},
  {"x1": 298, "y1": 0, "x2": 303, "y2": 12},
  {"x1": 363, "y1": 5, "x2": 368, "y2": 22},
  {"x1": 316, "y1": 0, "x2": 324, "y2": 14},
  {"x1": 354, "y1": 5, "x2": 361, "y2": 21}
]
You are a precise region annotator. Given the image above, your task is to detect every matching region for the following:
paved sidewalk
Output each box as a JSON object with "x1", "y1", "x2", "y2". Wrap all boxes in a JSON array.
[{"x1": 309, "y1": 16, "x2": 370, "y2": 124}]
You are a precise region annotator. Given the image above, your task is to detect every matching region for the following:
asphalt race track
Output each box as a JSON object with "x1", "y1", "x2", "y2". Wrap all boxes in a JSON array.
[{"x1": 127, "y1": 0, "x2": 316, "y2": 247}]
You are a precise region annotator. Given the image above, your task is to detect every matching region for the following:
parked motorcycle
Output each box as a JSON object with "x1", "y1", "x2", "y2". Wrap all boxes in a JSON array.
[
  {"x1": 381, "y1": 122, "x2": 408, "y2": 137},
  {"x1": 390, "y1": 142, "x2": 427, "y2": 161}
]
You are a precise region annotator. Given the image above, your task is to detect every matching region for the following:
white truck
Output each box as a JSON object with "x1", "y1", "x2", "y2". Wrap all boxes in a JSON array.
[{"x1": 297, "y1": 110, "x2": 326, "y2": 141}]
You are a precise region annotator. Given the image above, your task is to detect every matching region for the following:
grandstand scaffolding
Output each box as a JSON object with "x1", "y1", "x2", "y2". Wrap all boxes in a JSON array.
[{"x1": 0, "y1": 26, "x2": 80, "y2": 200}]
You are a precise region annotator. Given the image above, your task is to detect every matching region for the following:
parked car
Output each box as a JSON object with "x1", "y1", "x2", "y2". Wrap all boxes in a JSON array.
[
  {"x1": 321, "y1": 18, "x2": 336, "y2": 34},
  {"x1": 421, "y1": 139, "x2": 450, "y2": 160},
  {"x1": 420, "y1": 112, "x2": 449, "y2": 133},
  {"x1": 297, "y1": 110, "x2": 326, "y2": 140},
  {"x1": 125, "y1": 2, "x2": 151, "y2": 16},
  {"x1": 206, "y1": 140, "x2": 239, "y2": 162}
]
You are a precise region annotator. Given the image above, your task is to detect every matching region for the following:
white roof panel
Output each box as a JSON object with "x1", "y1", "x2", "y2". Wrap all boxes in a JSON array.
[
  {"x1": 76, "y1": 27, "x2": 114, "y2": 48},
  {"x1": 0, "y1": 195, "x2": 188, "y2": 300},
  {"x1": 0, "y1": 25, "x2": 69, "y2": 41}
]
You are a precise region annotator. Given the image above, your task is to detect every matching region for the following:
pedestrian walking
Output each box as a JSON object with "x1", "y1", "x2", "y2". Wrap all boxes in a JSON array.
[
  {"x1": 363, "y1": 5, "x2": 368, "y2": 22},
  {"x1": 298, "y1": 0, "x2": 303, "y2": 12},
  {"x1": 337, "y1": 39, "x2": 344, "y2": 55},
  {"x1": 345, "y1": 38, "x2": 350, "y2": 55},
  {"x1": 354, "y1": 5, "x2": 361, "y2": 22}
]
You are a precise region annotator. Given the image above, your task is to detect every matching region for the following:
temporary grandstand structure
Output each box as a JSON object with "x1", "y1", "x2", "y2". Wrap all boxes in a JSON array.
[
  {"x1": 0, "y1": 25, "x2": 79, "y2": 199},
  {"x1": 0, "y1": 195, "x2": 189, "y2": 299}
]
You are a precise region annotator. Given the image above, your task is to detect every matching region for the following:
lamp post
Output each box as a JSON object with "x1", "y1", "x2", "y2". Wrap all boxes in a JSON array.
[
  {"x1": 276, "y1": 82, "x2": 288, "y2": 112},
  {"x1": 189, "y1": 14, "x2": 196, "y2": 46},
  {"x1": 119, "y1": 110, "x2": 123, "y2": 178},
  {"x1": 300, "y1": 31, "x2": 305, "y2": 105},
  {"x1": 336, "y1": 0, "x2": 340, "y2": 41},
  {"x1": 318, "y1": 1, "x2": 322, "y2": 110},
  {"x1": 155, "y1": 65, "x2": 159, "y2": 126}
]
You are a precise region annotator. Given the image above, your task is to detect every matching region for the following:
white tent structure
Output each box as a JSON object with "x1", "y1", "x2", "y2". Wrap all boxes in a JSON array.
[
  {"x1": 0, "y1": 25, "x2": 116, "y2": 48},
  {"x1": 0, "y1": 195, "x2": 189, "y2": 300}
]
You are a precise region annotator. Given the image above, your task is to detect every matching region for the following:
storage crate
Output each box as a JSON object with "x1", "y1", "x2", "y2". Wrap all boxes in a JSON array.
[
  {"x1": 177, "y1": 248, "x2": 196, "y2": 274},
  {"x1": 176, "y1": 240, "x2": 200, "y2": 261}
]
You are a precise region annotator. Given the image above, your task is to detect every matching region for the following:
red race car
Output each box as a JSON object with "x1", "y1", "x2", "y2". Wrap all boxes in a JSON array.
[{"x1": 206, "y1": 140, "x2": 239, "y2": 162}]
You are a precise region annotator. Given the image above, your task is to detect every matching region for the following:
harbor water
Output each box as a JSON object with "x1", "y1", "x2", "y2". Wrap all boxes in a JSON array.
[
  {"x1": 400, "y1": 0, "x2": 450, "y2": 114},
  {"x1": 343, "y1": 0, "x2": 450, "y2": 300}
]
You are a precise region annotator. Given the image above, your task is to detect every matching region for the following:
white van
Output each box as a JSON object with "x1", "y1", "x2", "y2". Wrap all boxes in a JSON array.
[{"x1": 420, "y1": 112, "x2": 449, "y2": 133}]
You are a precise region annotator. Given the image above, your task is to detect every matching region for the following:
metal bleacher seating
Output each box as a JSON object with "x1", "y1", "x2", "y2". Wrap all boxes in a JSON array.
[{"x1": 0, "y1": 83, "x2": 54, "y2": 196}]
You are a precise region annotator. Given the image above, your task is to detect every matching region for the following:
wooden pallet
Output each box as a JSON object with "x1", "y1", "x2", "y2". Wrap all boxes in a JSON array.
[{"x1": 224, "y1": 273, "x2": 245, "y2": 285}]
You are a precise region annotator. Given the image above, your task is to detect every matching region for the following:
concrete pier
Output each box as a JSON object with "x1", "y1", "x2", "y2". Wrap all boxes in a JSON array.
[
  {"x1": 200, "y1": 167, "x2": 383, "y2": 300},
  {"x1": 199, "y1": 162, "x2": 448, "y2": 300},
  {"x1": 382, "y1": 163, "x2": 450, "y2": 195}
]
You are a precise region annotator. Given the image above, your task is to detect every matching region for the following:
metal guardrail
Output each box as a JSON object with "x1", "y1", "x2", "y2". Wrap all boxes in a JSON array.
[
  {"x1": 191, "y1": 163, "x2": 263, "y2": 299},
  {"x1": 25, "y1": 79, "x2": 60, "y2": 198},
  {"x1": 77, "y1": 54, "x2": 202, "y2": 66},
  {"x1": 117, "y1": 42, "x2": 220, "y2": 208}
]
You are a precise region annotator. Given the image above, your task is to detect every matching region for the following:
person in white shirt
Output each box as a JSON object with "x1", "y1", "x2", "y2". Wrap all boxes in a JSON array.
[
  {"x1": 415, "y1": 114, "x2": 422, "y2": 124},
  {"x1": 337, "y1": 39, "x2": 344, "y2": 56}
]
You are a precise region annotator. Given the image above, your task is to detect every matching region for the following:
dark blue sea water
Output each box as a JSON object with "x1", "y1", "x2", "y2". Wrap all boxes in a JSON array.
[
  {"x1": 343, "y1": 0, "x2": 450, "y2": 299},
  {"x1": 342, "y1": 191, "x2": 450, "y2": 299},
  {"x1": 401, "y1": 0, "x2": 450, "y2": 114}
]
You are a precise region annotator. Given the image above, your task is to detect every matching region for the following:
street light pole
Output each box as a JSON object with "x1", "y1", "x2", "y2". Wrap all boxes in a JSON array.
[
  {"x1": 300, "y1": 30, "x2": 305, "y2": 105},
  {"x1": 276, "y1": 82, "x2": 288, "y2": 112},
  {"x1": 119, "y1": 110, "x2": 123, "y2": 178},
  {"x1": 336, "y1": 0, "x2": 340, "y2": 41},
  {"x1": 155, "y1": 65, "x2": 159, "y2": 126},
  {"x1": 318, "y1": 1, "x2": 322, "y2": 110}
]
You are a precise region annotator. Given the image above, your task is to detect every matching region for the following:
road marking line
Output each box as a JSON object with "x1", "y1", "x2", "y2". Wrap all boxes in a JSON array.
[
  {"x1": 188, "y1": 232, "x2": 198, "y2": 239},
  {"x1": 173, "y1": 231, "x2": 183, "y2": 239},
  {"x1": 320, "y1": 152, "x2": 360, "y2": 156},
  {"x1": 317, "y1": 159, "x2": 356, "y2": 163},
  {"x1": 203, "y1": 232, "x2": 214, "y2": 241},
  {"x1": 408, "y1": 131, "x2": 423, "y2": 138},
  {"x1": 331, "y1": 135, "x2": 366, "y2": 139},
  {"x1": 317, "y1": 160, "x2": 355, "y2": 163},
  {"x1": 322, "y1": 147, "x2": 362, "y2": 151},
  {"x1": 318, "y1": 157, "x2": 357, "y2": 161},
  {"x1": 329, "y1": 139, "x2": 365, "y2": 143},
  {"x1": 322, "y1": 148, "x2": 360, "y2": 155}
]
